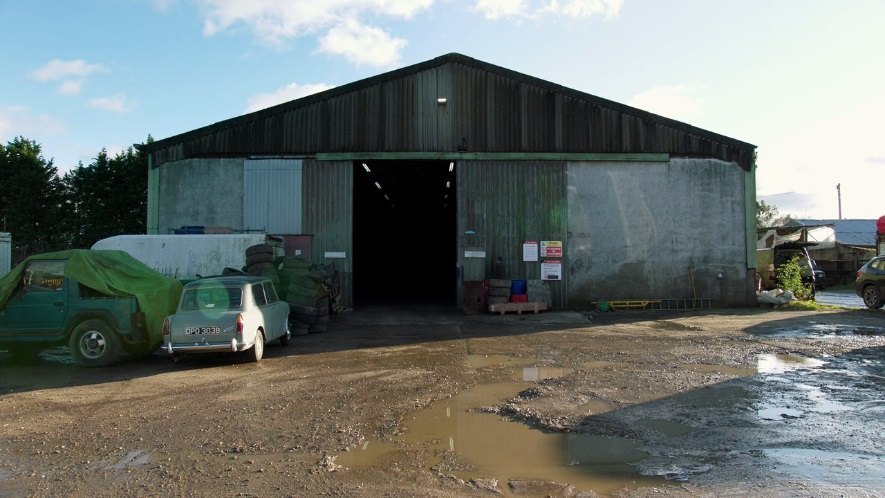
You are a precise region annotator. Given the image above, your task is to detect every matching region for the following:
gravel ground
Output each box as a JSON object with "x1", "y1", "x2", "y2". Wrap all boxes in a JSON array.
[{"x1": 0, "y1": 305, "x2": 882, "y2": 497}]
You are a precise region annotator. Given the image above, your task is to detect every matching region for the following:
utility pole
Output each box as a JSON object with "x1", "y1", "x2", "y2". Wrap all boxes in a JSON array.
[{"x1": 836, "y1": 183, "x2": 842, "y2": 220}]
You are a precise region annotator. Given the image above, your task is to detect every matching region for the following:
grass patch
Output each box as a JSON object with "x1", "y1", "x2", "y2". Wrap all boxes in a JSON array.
[{"x1": 778, "y1": 300, "x2": 850, "y2": 312}]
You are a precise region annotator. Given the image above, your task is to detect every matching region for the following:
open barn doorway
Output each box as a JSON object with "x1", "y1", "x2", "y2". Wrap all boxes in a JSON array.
[{"x1": 352, "y1": 160, "x2": 457, "y2": 307}]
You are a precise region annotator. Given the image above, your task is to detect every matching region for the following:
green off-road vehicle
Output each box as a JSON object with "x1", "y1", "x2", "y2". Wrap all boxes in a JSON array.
[{"x1": 0, "y1": 250, "x2": 181, "y2": 366}]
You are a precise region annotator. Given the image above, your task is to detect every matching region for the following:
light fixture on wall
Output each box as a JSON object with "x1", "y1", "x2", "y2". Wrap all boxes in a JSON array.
[
  {"x1": 437, "y1": 97, "x2": 447, "y2": 105},
  {"x1": 448, "y1": 162, "x2": 454, "y2": 172},
  {"x1": 362, "y1": 163, "x2": 371, "y2": 172}
]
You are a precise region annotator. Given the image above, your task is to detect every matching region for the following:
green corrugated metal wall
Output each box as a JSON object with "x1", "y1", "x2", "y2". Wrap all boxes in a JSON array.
[
  {"x1": 457, "y1": 160, "x2": 568, "y2": 308},
  {"x1": 303, "y1": 159, "x2": 353, "y2": 308}
]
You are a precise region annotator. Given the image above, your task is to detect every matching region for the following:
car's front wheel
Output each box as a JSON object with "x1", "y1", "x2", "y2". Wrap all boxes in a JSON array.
[
  {"x1": 69, "y1": 319, "x2": 122, "y2": 367},
  {"x1": 862, "y1": 284, "x2": 883, "y2": 309}
]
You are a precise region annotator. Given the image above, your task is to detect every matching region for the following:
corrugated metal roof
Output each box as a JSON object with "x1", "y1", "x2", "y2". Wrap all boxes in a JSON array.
[
  {"x1": 143, "y1": 53, "x2": 755, "y2": 170},
  {"x1": 793, "y1": 219, "x2": 877, "y2": 246}
]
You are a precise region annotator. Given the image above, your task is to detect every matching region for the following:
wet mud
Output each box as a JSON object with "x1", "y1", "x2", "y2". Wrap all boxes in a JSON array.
[{"x1": 0, "y1": 307, "x2": 883, "y2": 497}]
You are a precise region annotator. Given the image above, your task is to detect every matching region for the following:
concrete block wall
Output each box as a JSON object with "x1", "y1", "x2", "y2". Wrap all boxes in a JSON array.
[
  {"x1": 157, "y1": 158, "x2": 245, "y2": 234},
  {"x1": 566, "y1": 158, "x2": 753, "y2": 306}
]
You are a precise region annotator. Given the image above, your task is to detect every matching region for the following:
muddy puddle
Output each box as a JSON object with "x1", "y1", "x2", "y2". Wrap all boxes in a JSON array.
[
  {"x1": 338, "y1": 381, "x2": 666, "y2": 495},
  {"x1": 756, "y1": 322, "x2": 885, "y2": 339},
  {"x1": 342, "y1": 346, "x2": 885, "y2": 493}
]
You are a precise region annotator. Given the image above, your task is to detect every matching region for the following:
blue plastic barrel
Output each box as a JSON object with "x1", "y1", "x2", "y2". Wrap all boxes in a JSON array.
[{"x1": 511, "y1": 279, "x2": 527, "y2": 295}]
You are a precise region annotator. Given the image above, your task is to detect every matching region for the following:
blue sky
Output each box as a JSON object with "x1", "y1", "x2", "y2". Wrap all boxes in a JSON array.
[{"x1": 1, "y1": 0, "x2": 883, "y2": 220}]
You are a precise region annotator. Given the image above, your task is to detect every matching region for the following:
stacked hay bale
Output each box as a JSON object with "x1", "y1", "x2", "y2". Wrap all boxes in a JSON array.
[
  {"x1": 245, "y1": 244, "x2": 281, "y2": 291},
  {"x1": 279, "y1": 257, "x2": 330, "y2": 335}
]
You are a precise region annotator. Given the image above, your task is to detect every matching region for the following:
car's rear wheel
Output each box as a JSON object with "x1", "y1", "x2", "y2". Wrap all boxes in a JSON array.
[
  {"x1": 69, "y1": 319, "x2": 122, "y2": 367},
  {"x1": 862, "y1": 284, "x2": 883, "y2": 309},
  {"x1": 247, "y1": 330, "x2": 265, "y2": 362}
]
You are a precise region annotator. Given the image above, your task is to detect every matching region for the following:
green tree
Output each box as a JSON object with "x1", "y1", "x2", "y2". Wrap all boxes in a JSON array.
[
  {"x1": 756, "y1": 200, "x2": 792, "y2": 229},
  {"x1": 0, "y1": 137, "x2": 66, "y2": 257},
  {"x1": 62, "y1": 140, "x2": 149, "y2": 248}
]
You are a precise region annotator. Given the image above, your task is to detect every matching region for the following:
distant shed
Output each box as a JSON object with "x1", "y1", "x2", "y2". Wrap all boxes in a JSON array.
[
  {"x1": 790, "y1": 219, "x2": 878, "y2": 284},
  {"x1": 142, "y1": 53, "x2": 758, "y2": 310}
]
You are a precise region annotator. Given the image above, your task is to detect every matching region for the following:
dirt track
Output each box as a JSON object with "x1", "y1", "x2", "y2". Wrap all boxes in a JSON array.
[{"x1": 1, "y1": 306, "x2": 883, "y2": 497}]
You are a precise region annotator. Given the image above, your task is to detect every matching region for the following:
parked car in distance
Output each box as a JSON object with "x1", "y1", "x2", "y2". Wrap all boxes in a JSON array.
[
  {"x1": 163, "y1": 276, "x2": 290, "y2": 362},
  {"x1": 855, "y1": 256, "x2": 885, "y2": 309},
  {"x1": 809, "y1": 258, "x2": 827, "y2": 290}
]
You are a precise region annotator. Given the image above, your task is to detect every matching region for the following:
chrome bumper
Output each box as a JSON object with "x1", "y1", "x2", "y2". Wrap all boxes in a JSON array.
[{"x1": 165, "y1": 339, "x2": 251, "y2": 354}]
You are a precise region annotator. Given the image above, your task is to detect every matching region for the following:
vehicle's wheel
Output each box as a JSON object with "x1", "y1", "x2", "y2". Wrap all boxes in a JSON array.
[
  {"x1": 279, "y1": 323, "x2": 291, "y2": 346},
  {"x1": 69, "y1": 319, "x2": 122, "y2": 367},
  {"x1": 247, "y1": 330, "x2": 265, "y2": 362},
  {"x1": 862, "y1": 285, "x2": 883, "y2": 309}
]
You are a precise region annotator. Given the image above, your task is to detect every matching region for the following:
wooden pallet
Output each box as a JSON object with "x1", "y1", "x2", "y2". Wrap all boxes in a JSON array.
[{"x1": 488, "y1": 301, "x2": 547, "y2": 315}]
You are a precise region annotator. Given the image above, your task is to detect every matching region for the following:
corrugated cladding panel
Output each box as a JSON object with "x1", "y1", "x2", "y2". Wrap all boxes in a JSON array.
[
  {"x1": 148, "y1": 55, "x2": 752, "y2": 169},
  {"x1": 302, "y1": 159, "x2": 353, "y2": 307},
  {"x1": 458, "y1": 160, "x2": 567, "y2": 308},
  {"x1": 243, "y1": 159, "x2": 302, "y2": 234},
  {"x1": 0, "y1": 232, "x2": 11, "y2": 277}
]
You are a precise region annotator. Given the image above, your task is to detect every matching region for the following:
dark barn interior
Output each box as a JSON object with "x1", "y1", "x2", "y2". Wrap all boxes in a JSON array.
[{"x1": 352, "y1": 160, "x2": 457, "y2": 306}]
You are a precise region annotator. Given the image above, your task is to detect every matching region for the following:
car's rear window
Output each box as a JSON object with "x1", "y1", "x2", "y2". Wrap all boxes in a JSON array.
[{"x1": 181, "y1": 287, "x2": 243, "y2": 311}]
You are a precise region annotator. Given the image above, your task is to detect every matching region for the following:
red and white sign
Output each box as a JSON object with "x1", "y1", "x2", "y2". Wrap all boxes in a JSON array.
[{"x1": 541, "y1": 240, "x2": 562, "y2": 258}]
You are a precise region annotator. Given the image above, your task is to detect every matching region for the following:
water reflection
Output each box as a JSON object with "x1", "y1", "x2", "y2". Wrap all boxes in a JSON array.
[
  {"x1": 343, "y1": 381, "x2": 664, "y2": 494},
  {"x1": 757, "y1": 354, "x2": 825, "y2": 374}
]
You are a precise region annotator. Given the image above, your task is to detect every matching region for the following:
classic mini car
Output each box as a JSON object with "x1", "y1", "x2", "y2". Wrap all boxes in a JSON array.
[{"x1": 163, "y1": 276, "x2": 290, "y2": 362}]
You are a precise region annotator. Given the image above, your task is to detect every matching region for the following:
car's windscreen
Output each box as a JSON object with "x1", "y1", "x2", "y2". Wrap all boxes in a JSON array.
[{"x1": 180, "y1": 287, "x2": 243, "y2": 311}]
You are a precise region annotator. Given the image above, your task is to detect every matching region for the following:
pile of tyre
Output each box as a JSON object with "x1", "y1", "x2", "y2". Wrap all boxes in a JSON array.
[
  {"x1": 278, "y1": 257, "x2": 330, "y2": 335},
  {"x1": 245, "y1": 244, "x2": 281, "y2": 289},
  {"x1": 487, "y1": 278, "x2": 511, "y2": 304}
]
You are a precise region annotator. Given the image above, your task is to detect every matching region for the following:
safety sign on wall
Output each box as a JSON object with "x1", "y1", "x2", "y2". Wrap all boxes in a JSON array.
[
  {"x1": 540, "y1": 241, "x2": 562, "y2": 258},
  {"x1": 523, "y1": 241, "x2": 539, "y2": 262},
  {"x1": 541, "y1": 259, "x2": 561, "y2": 281}
]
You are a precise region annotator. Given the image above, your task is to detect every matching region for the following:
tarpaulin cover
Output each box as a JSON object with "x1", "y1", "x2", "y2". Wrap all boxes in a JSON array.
[{"x1": 0, "y1": 249, "x2": 182, "y2": 347}]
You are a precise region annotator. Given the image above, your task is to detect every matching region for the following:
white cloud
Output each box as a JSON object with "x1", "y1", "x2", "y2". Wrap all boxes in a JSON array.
[
  {"x1": 473, "y1": 0, "x2": 622, "y2": 20},
  {"x1": 318, "y1": 19, "x2": 407, "y2": 67},
  {"x1": 59, "y1": 79, "x2": 85, "y2": 96},
  {"x1": 87, "y1": 94, "x2": 133, "y2": 113},
  {"x1": 195, "y1": 0, "x2": 432, "y2": 67},
  {"x1": 0, "y1": 105, "x2": 67, "y2": 141},
  {"x1": 541, "y1": 0, "x2": 622, "y2": 18},
  {"x1": 32, "y1": 59, "x2": 108, "y2": 82},
  {"x1": 31, "y1": 59, "x2": 109, "y2": 95},
  {"x1": 152, "y1": 0, "x2": 177, "y2": 12},
  {"x1": 246, "y1": 82, "x2": 335, "y2": 112},
  {"x1": 473, "y1": 0, "x2": 527, "y2": 20},
  {"x1": 628, "y1": 84, "x2": 704, "y2": 123}
]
